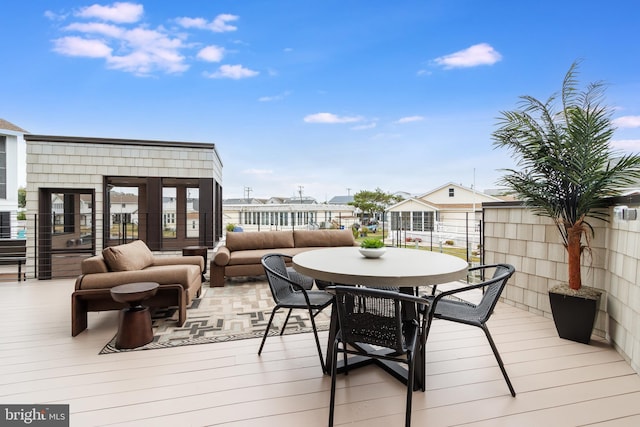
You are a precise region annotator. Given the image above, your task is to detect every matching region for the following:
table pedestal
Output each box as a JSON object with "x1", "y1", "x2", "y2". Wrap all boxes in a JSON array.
[{"x1": 110, "y1": 282, "x2": 159, "y2": 349}]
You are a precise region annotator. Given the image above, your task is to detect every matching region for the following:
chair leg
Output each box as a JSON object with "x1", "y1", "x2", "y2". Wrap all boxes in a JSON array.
[
  {"x1": 328, "y1": 337, "x2": 340, "y2": 427},
  {"x1": 482, "y1": 325, "x2": 516, "y2": 397},
  {"x1": 405, "y1": 350, "x2": 415, "y2": 427},
  {"x1": 258, "y1": 307, "x2": 279, "y2": 355},
  {"x1": 308, "y1": 307, "x2": 326, "y2": 373},
  {"x1": 420, "y1": 316, "x2": 434, "y2": 392},
  {"x1": 420, "y1": 335, "x2": 426, "y2": 392},
  {"x1": 280, "y1": 308, "x2": 293, "y2": 336}
]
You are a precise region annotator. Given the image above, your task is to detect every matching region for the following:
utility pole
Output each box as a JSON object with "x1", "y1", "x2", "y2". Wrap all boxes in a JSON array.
[
  {"x1": 244, "y1": 186, "x2": 252, "y2": 202},
  {"x1": 298, "y1": 185, "x2": 304, "y2": 204}
]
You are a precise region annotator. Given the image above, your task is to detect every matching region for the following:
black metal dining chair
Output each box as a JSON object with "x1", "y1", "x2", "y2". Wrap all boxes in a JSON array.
[
  {"x1": 326, "y1": 285, "x2": 427, "y2": 427},
  {"x1": 259, "y1": 253, "x2": 333, "y2": 373},
  {"x1": 422, "y1": 263, "x2": 517, "y2": 397}
]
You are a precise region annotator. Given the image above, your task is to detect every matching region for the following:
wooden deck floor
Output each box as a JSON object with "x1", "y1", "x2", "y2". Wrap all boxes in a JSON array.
[{"x1": 1, "y1": 278, "x2": 640, "y2": 426}]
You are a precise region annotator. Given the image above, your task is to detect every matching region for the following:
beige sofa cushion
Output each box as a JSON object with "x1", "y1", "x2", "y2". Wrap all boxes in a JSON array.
[
  {"x1": 226, "y1": 230, "x2": 295, "y2": 251},
  {"x1": 77, "y1": 264, "x2": 201, "y2": 290},
  {"x1": 293, "y1": 229, "x2": 355, "y2": 247},
  {"x1": 102, "y1": 240, "x2": 155, "y2": 272}
]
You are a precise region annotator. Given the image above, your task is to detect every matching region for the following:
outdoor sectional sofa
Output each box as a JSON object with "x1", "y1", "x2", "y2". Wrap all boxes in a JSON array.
[
  {"x1": 72, "y1": 240, "x2": 204, "y2": 336},
  {"x1": 211, "y1": 229, "x2": 358, "y2": 287}
]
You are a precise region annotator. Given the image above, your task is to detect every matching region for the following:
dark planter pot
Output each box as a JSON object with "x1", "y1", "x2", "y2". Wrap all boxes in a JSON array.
[{"x1": 549, "y1": 290, "x2": 601, "y2": 344}]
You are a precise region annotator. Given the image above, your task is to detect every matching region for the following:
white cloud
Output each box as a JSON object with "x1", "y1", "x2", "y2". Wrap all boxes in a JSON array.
[
  {"x1": 175, "y1": 17, "x2": 207, "y2": 29},
  {"x1": 613, "y1": 116, "x2": 640, "y2": 128},
  {"x1": 304, "y1": 113, "x2": 363, "y2": 124},
  {"x1": 76, "y1": 2, "x2": 143, "y2": 24},
  {"x1": 52, "y1": 10, "x2": 204, "y2": 75},
  {"x1": 176, "y1": 13, "x2": 238, "y2": 32},
  {"x1": 211, "y1": 14, "x2": 238, "y2": 32},
  {"x1": 611, "y1": 139, "x2": 640, "y2": 151},
  {"x1": 107, "y1": 47, "x2": 188, "y2": 74},
  {"x1": 258, "y1": 91, "x2": 291, "y2": 102},
  {"x1": 109, "y1": 27, "x2": 187, "y2": 74},
  {"x1": 205, "y1": 64, "x2": 259, "y2": 79},
  {"x1": 395, "y1": 116, "x2": 424, "y2": 124},
  {"x1": 197, "y1": 45, "x2": 225, "y2": 62},
  {"x1": 50, "y1": 6, "x2": 252, "y2": 77},
  {"x1": 52, "y1": 36, "x2": 112, "y2": 58},
  {"x1": 433, "y1": 43, "x2": 502, "y2": 69},
  {"x1": 65, "y1": 22, "x2": 125, "y2": 38},
  {"x1": 55, "y1": 25, "x2": 188, "y2": 75}
]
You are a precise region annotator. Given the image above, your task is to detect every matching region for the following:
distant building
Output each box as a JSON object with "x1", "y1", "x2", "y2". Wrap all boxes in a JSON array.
[
  {"x1": 223, "y1": 196, "x2": 356, "y2": 231},
  {"x1": 328, "y1": 195, "x2": 354, "y2": 205},
  {"x1": 386, "y1": 182, "x2": 502, "y2": 248},
  {"x1": 0, "y1": 119, "x2": 26, "y2": 238}
]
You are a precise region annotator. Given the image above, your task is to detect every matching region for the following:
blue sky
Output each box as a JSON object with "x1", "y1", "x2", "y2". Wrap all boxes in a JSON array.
[{"x1": 3, "y1": 1, "x2": 640, "y2": 200}]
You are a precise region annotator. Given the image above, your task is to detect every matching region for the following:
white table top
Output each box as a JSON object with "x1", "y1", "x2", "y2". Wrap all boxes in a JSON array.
[{"x1": 292, "y1": 246, "x2": 469, "y2": 288}]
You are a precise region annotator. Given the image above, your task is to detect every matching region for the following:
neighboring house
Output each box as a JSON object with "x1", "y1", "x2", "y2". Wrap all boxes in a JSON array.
[
  {"x1": 223, "y1": 196, "x2": 356, "y2": 231},
  {"x1": 387, "y1": 182, "x2": 502, "y2": 247},
  {"x1": 0, "y1": 119, "x2": 26, "y2": 238},
  {"x1": 282, "y1": 196, "x2": 317, "y2": 204},
  {"x1": 328, "y1": 195, "x2": 354, "y2": 205}
]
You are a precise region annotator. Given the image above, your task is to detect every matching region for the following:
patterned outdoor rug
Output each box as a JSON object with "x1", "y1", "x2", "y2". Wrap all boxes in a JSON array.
[{"x1": 100, "y1": 279, "x2": 331, "y2": 354}]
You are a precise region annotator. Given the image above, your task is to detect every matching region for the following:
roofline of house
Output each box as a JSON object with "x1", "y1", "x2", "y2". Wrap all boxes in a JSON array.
[
  {"x1": 416, "y1": 181, "x2": 502, "y2": 201},
  {"x1": 24, "y1": 134, "x2": 223, "y2": 165}
]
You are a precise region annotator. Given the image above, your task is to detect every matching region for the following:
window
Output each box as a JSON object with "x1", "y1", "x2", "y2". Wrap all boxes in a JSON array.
[
  {"x1": 186, "y1": 187, "x2": 199, "y2": 238},
  {"x1": 104, "y1": 177, "x2": 217, "y2": 250},
  {"x1": 163, "y1": 187, "x2": 177, "y2": 238},
  {"x1": 412, "y1": 212, "x2": 423, "y2": 231},
  {"x1": 425, "y1": 211, "x2": 434, "y2": 231},
  {"x1": 449, "y1": 188, "x2": 455, "y2": 197},
  {"x1": 108, "y1": 186, "x2": 139, "y2": 241},
  {"x1": 0, "y1": 211, "x2": 10, "y2": 238}
]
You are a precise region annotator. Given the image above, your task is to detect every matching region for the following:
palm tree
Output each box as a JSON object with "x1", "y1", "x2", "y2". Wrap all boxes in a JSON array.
[{"x1": 492, "y1": 61, "x2": 640, "y2": 291}]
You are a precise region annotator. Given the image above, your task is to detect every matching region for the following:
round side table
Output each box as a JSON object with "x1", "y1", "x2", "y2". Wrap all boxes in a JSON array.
[
  {"x1": 110, "y1": 282, "x2": 159, "y2": 349},
  {"x1": 182, "y1": 246, "x2": 208, "y2": 282}
]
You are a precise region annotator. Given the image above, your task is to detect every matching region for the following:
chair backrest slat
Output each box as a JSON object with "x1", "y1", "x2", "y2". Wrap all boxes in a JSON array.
[
  {"x1": 262, "y1": 254, "x2": 297, "y2": 303},
  {"x1": 474, "y1": 264, "x2": 515, "y2": 323},
  {"x1": 333, "y1": 287, "x2": 406, "y2": 353}
]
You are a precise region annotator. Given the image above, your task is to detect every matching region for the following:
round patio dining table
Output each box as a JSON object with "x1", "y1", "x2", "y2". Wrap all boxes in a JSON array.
[{"x1": 292, "y1": 246, "x2": 469, "y2": 389}]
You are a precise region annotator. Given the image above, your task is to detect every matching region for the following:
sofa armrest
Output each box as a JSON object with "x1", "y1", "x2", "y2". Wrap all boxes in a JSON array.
[
  {"x1": 213, "y1": 246, "x2": 231, "y2": 266},
  {"x1": 81, "y1": 255, "x2": 109, "y2": 274},
  {"x1": 153, "y1": 255, "x2": 204, "y2": 272}
]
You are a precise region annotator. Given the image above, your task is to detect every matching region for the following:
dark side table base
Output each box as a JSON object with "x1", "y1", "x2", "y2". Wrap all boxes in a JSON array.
[
  {"x1": 115, "y1": 306, "x2": 154, "y2": 349},
  {"x1": 110, "y1": 282, "x2": 159, "y2": 349}
]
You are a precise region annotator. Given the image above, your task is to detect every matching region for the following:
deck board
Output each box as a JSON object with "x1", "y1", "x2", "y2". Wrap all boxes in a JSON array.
[{"x1": 1, "y1": 278, "x2": 639, "y2": 426}]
